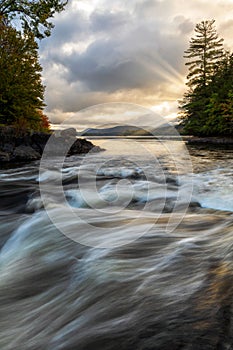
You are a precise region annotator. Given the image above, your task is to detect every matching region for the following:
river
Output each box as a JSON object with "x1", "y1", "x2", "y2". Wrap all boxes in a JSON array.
[{"x1": 0, "y1": 138, "x2": 233, "y2": 349}]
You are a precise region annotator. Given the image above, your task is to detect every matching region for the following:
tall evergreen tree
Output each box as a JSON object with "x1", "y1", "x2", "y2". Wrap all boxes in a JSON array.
[
  {"x1": 0, "y1": 23, "x2": 46, "y2": 129},
  {"x1": 179, "y1": 20, "x2": 228, "y2": 136},
  {"x1": 184, "y1": 20, "x2": 224, "y2": 89}
]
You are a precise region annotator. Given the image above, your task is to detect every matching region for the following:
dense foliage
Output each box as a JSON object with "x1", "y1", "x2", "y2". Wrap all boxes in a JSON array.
[
  {"x1": 0, "y1": 1, "x2": 67, "y2": 132},
  {"x1": 0, "y1": 0, "x2": 68, "y2": 39},
  {"x1": 179, "y1": 20, "x2": 233, "y2": 136},
  {"x1": 0, "y1": 23, "x2": 50, "y2": 131}
]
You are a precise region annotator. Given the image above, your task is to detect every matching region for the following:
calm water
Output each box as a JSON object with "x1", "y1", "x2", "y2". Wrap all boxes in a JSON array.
[{"x1": 0, "y1": 138, "x2": 233, "y2": 349}]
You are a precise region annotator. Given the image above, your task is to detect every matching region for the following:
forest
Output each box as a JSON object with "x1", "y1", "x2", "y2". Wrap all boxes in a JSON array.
[
  {"x1": 179, "y1": 19, "x2": 233, "y2": 136},
  {"x1": 0, "y1": 0, "x2": 67, "y2": 132}
]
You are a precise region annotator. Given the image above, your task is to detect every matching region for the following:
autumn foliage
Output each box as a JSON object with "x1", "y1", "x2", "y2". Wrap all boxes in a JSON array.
[{"x1": 0, "y1": 22, "x2": 50, "y2": 133}]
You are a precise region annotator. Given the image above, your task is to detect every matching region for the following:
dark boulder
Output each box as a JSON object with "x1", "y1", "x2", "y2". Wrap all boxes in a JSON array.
[
  {"x1": 13, "y1": 146, "x2": 41, "y2": 161},
  {"x1": 69, "y1": 138, "x2": 101, "y2": 155}
]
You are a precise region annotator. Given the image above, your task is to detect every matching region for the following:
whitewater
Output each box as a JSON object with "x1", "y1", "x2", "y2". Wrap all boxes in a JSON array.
[{"x1": 0, "y1": 138, "x2": 233, "y2": 349}]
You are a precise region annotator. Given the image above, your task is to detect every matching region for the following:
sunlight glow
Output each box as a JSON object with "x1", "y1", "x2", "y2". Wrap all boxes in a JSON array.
[{"x1": 71, "y1": 0, "x2": 100, "y2": 14}]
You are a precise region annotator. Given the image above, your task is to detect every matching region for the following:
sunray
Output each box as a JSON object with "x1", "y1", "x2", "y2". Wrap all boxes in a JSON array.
[{"x1": 136, "y1": 52, "x2": 185, "y2": 89}]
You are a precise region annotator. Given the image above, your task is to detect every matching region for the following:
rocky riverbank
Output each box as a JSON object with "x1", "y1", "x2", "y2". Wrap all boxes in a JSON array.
[
  {"x1": 0, "y1": 127, "x2": 102, "y2": 163},
  {"x1": 185, "y1": 136, "x2": 233, "y2": 148}
]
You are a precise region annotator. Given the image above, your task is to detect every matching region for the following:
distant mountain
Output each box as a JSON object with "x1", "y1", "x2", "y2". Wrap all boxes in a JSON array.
[
  {"x1": 81, "y1": 124, "x2": 177, "y2": 136},
  {"x1": 81, "y1": 125, "x2": 143, "y2": 136}
]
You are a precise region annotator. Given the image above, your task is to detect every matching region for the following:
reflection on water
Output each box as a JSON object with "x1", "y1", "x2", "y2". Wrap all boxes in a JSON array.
[{"x1": 0, "y1": 139, "x2": 233, "y2": 349}]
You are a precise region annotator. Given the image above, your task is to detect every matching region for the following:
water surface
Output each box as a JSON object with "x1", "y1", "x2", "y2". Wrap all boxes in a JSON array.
[{"x1": 0, "y1": 138, "x2": 233, "y2": 349}]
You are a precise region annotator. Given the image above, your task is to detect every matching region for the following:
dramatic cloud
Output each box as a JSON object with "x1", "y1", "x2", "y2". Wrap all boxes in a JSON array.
[{"x1": 39, "y1": 0, "x2": 233, "y2": 126}]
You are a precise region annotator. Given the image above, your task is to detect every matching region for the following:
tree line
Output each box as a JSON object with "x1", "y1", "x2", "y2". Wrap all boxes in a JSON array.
[
  {"x1": 0, "y1": 0, "x2": 67, "y2": 132},
  {"x1": 179, "y1": 19, "x2": 233, "y2": 137}
]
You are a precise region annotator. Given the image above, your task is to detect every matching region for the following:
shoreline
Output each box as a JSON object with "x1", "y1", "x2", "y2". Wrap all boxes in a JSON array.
[
  {"x1": 184, "y1": 136, "x2": 233, "y2": 148},
  {"x1": 1, "y1": 126, "x2": 232, "y2": 164},
  {"x1": 0, "y1": 127, "x2": 102, "y2": 163}
]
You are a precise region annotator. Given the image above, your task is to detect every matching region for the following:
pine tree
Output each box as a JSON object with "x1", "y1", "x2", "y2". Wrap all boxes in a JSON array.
[
  {"x1": 179, "y1": 20, "x2": 227, "y2": 136},
  {"x1": 184, "y1": 20, "x2": 224, "y2": 89}
]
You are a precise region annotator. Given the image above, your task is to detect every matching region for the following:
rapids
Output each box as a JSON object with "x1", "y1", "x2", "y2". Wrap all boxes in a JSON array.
[{"x1": 0, "y1": 138, "x2": 232, "y2": 349}]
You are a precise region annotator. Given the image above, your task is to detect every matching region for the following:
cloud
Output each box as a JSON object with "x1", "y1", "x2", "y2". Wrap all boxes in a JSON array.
[
  {"x1": 90, "y1": 10, "x2": 129, "y2": 32},
  {"x1": 173, "y1": 16, "x2": 194, "y2": 35},
  {"x1": 39, "y1": 0, "x2": 233, "y2": 124}
]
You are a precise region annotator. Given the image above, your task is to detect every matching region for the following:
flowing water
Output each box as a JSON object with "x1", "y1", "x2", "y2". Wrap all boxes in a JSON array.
[{"x1": 0, "y1": 138, "x2": 233, "y2": 350}]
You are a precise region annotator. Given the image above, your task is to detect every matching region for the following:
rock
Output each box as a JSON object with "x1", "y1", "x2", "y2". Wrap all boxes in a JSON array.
[
  {"x1": 31, "y1": 132, "x2": 50, "y2": 154},
  {"x1": 187, "y1": 137, "x2": 233, "y2": 147},
  {"x1": 2, "y1": 143, "x2": 14, "y2": 153},
  {"x1": 15, "y1": 134, "x2": 32, "y2": 147},
  {"x1": 13, "y1": 146, "x2": 41, "y2": 161},
  {"x1": 166, "y1": 176, "x2": 178, "y2": 186},
  {"x1": 60, "y1": 128, "x2": 77, "y2": 138},
  {"x1": 69, "y1": 138, "x2": 97, "y2": 155},
  {"x1": 0, "y1": 151, "x2": 10, "y2": 162},
  {"x1": 89, "y1": 145, "x2": 103, "y2": 153},
  {"x1": 168, "y1": 200, "x2": 202, "y2": 213},
  {"x1": 189, "y1": 201, "x2": 202, "y2": 209},
  {"x1": 0, "y1": 126, "x2": 102, "y2": 163}
]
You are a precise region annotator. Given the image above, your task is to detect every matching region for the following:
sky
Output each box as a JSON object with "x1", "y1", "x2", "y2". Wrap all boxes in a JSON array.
[{"x1": 39, "y1": 0, "x2": 233, "y2": 130}]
